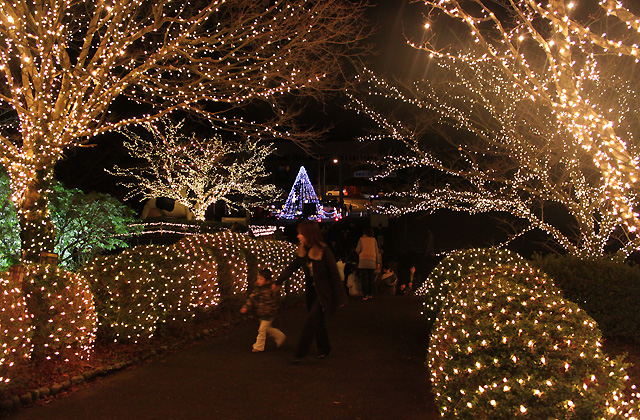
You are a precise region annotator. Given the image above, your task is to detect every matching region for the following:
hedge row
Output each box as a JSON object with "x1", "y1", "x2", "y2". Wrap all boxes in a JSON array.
[
  {"x1": 0, "y1": 232, "x2": 304, "y2": 394},
  {"x1": 532, "y1": 254, "x2": 640, "y2": 345},
  {"x1": 426, "y1": 249, "x2": 640, "y2": 418}
]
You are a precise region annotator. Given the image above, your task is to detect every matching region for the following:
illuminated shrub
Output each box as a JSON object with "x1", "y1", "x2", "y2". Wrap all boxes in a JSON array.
[
  {"x1": 145, "y1": 247, "x2": 200, "y2": 334},
  {"x1": 80, "y1": 233, "x2": 304, "y2": 343},
  {"x1": 22, "y1": 264, "x2": 96, "y2": 362},
  {"x1": 81, "y1": 245, "x2": 198, "y2": 342},
  {"x1": 250, "y1": 239, "x2": 305, "y2": 297},
  {"x1": 175, "y1": 233, "x2": 304, "y2": 299},
  {"x1": 171, "y1": 240, "x2": 220, "y2": 310},
  {"x1": 0, "y1": 267, "x2": 33, "y2": 392},
  {"x1": 428, "y1": 264, "x2": 638, "y2": 419},
  {"x1": 416, "y1": 247, "x2": 528, "y2": 323},
  {"x1": 175, "y1": 234, "x2": 248, "y2": 298},
  {"x1": 533, "y1": 253, "x2": 640, "y2": 345}
]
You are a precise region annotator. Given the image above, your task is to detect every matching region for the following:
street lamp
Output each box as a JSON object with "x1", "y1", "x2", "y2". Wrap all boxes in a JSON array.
[{"x1": 334, "y1": 158, "x2": 343, "y2": 210}]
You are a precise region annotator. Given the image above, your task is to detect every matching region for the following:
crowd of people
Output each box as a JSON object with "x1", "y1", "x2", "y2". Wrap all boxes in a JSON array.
[
  {"x1": 240, "y1": 218, "x2": 434, "y2": 362},
  {"x1": 323, "y1": 220, "x2": 430, "y2": 299}
]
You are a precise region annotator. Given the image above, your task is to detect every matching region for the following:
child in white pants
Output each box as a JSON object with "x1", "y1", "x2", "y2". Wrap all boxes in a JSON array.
[{"x1": 240, "y1": 269, "x2": 286, "y2": 352}]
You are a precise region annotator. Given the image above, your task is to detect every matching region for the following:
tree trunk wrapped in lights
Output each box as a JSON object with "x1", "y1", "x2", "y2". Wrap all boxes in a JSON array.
[
  {"x1": 18, "y1": 168, "x2": 56, "y2": 263},
  {"x1": 109, "y1": 118, "x2": 280, "y2": 220},
  {"x1": 350, "y1": 0, "x2": 640, "y2": 260},
  {"x1": 0, "y1": 0, "x2": 369, "y2": 263}
]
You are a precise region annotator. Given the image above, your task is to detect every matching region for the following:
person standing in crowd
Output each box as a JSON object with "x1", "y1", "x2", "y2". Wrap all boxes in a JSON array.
[
  {"x1": 356, "y1": 226, "x2": 381, "y2": 300},
  {"x1": 240, "y1": 269, "x2": 286, "y2": 352},
  {"x1": 276, "y1": 220, "x2": 347, "y2": 362}
]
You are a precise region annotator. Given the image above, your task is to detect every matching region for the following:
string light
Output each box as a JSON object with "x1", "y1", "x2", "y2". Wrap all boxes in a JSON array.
[
  {"x1": 79, "y1": 231, "x2": 304, "y2": 343},
  {"x1": 0, "y1": 269, "x2": 33, "y2": 393},
  {"x1": 108, "y1": 118, "x2": 280, "y2": 221},
  {"x1": 349, "y1": 0, "x2": 640, "y2": 259},
  {"x1": 427, "y1": 254, "x2": 639, "y2": 418},
  {"x1": 0, "y1": 0, "x2": 366, "y2": 263}
]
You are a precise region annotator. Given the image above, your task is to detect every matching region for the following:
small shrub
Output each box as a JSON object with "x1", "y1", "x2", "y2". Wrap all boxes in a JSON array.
[
  {"x1": 21, "y1": 264, "x2": 96, "y2": 362},
  {"x1": 428, "y1": 264, "x2": 637, "y2": 419},
  {"x1": 0, "y1": 172, "x2": 141, "y2": 271},
  {"x1": 0, "y1": 266, "x2": 33, "y2": 393},
  {"x1": 533, "y1": 253, "x2": 640, "y2": 345}
]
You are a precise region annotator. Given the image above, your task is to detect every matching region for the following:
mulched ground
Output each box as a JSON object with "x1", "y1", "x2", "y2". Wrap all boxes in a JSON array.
[{"x1": 2, "y1": 302, "x2": 244, "y2": 403}]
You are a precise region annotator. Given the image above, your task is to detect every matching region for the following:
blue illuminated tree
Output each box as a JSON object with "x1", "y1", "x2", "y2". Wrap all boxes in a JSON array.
[{"x1": 280, "y1": 166, "x2": 320, "y2": 219}]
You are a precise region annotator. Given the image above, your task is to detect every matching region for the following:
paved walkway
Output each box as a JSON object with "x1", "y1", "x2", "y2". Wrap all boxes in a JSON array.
[{"x1": 4, "y1": 296, "x2": 439, "y2": 420}]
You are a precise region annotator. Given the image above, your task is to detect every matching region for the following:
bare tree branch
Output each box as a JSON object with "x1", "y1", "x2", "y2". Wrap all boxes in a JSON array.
[{"x1": 350, "y1": 0, "x2": 640, "y2": 259}]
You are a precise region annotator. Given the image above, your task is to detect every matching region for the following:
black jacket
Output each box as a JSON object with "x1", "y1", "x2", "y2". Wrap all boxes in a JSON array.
[{"x1": 277, "y1": 244, "x2": 347, "y2": 316}]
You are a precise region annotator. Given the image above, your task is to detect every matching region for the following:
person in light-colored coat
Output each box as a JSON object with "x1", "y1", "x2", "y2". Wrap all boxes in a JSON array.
[{"x1": 356, "y1": 226, "x2": 381, "y2": 300}]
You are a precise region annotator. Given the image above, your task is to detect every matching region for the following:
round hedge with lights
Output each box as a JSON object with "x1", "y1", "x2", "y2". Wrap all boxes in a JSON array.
[
  {"x1": 80, "y1": 232, "x2": 305, "y2": 343},
  {"x1": 174, "y1": 232, "x2": 305, "y2": 298},
  {"x1": 416, "y1": 247, "x2": 528, "y2": 324},
  {"x1": 21, "y1": 264, "x2": 96, "y2": 363},
  {"x1": 428, "y1": 264, "x2": 637, "y2": 419},
  {"x1": 0, "y1": 267, "x2": 33, "y2": 392},
  {"x1": 81, "y1": 244, "x2": 203, "y2": 343}
]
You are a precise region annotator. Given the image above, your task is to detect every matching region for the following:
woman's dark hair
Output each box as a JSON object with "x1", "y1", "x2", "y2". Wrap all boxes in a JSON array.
[
  {"x1": 258, "y1": 268, "x2": 273, "y2": 281},
  {"x1": 363, "y1": 226, "x2": 374, "y2": 237},
  {"x1": 297, "y1": 220, "x2": 326, "y2": 248}
]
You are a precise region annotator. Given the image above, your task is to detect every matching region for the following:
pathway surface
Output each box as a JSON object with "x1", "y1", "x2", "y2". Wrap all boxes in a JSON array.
[{"x1": 4, "y1": 296, "x2": 440, "y2": 420}]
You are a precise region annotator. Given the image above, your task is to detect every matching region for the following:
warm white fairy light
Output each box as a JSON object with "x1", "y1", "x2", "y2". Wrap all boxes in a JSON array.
[
  {"x1": 0, "y1": 0, "x2": 367, "y2": 262},
  {"x1": 415, "y1": 247, "x2": 529, "y2": 322},
  {"x1": 78, "y1": 231, "x2": 304, "y2": 343},
  {"x1": 427, "y1": 256, "x2": 639, "y2": 418},
  {"x1": 109, "y1": 118, "x2": 280, "y2": 221},
  {"x1": 0, "y1": 271, "x2": 33, "y2": 390},
  {"x1": 0, "y1": 263, "x2": 97, "y2": 380},
  {"x1": 350, "y1": 0, "x2": 640, "y2": 260}
]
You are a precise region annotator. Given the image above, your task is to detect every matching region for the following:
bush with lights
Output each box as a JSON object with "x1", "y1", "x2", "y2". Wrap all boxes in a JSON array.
[
  {"x1": 79, "y1": 232, "x2": 304, "y2": 343},
  {"x1": 80, "y1": 245, "x2": 199, "y2": 342},
  {"x1": 532, "y1": 253, "x2": 640, "y2": 345},
  {"x1": 174, "y1": 232, "x2": 305, "y2": 299},
  {"x1": 416, "y1": 247, "x2": 528, "y2": 324},
  {"x1": 174, "y1": 233, "x2": 249, "y2": 299},
  {"x1": 0, "y1": 267, "x2": 33, "y2": 393},
  {"x1": 428, "y1": 264, "x2": 638, "y2": 419},
  {"x1": 20, "y1": 264, "x2": 96, "y2": 363},
  {"x1": 170, "y1": 239, "x2": 220, "y2": 311}
]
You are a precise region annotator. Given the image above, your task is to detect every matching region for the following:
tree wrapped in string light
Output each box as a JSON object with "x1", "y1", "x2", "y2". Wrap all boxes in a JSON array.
[
  {"x1": 109, "y1": 118, "x2": 280, "y2": 220},
  {"x1": 350, "y1": 0, "x2": 640, "y2": 260},
  {"x1": 0, "y1": 0, "x2": 368, "y2": 263}
]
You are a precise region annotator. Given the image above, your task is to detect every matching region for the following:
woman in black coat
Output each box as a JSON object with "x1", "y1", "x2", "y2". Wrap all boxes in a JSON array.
[{"x1": 276, "y1": 220, "x2": 347, "y2": 361}]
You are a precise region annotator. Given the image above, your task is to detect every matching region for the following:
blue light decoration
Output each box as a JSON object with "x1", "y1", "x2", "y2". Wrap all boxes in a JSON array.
[{"x1": 279, "y1": 166, "x2": 321, "y2": 219}]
